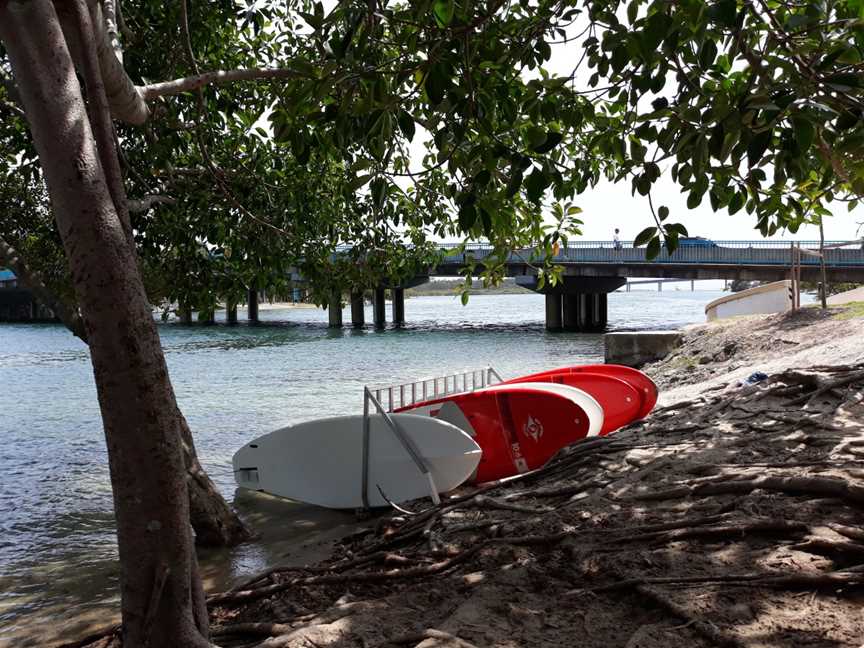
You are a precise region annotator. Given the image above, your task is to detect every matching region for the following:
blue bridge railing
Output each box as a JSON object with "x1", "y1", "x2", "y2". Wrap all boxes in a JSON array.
[{"x1": 434, "y1": 240, "x2": 864, "y2": 267}]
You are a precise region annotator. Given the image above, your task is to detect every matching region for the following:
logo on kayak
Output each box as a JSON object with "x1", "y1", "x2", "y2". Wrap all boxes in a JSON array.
[{"x1": 523, "y1": 415, "x2": 543, "y2": 442}]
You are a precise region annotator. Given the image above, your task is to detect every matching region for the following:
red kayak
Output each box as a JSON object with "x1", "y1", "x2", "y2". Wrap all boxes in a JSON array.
[
  {"x1": 508, "y1": 365, "x2": 657, "y2": 420},
  {"x1": 396, "y1": 383, "x2": 602, "y2": 482}
]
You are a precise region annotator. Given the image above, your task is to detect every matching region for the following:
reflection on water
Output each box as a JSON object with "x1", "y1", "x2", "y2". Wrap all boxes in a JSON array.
[{"x1": 0, "y1": 291, "x2": 723, "y2": 645}]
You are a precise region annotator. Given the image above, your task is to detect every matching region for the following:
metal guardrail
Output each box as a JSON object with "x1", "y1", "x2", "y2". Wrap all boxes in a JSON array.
[
  {"x1": 435, "y1": 240, "x2": 864, "y2": 267},
  {"x1": 333, "y1": 240, "x2": 864, "y2": 268},
  {"x1": 370, "y1": 366, "x2": 504, "y2": 413}
]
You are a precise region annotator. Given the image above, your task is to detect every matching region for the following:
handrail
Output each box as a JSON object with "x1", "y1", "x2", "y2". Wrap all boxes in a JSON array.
[
  {"x1": 361, "y1": 387, "x2": 441, "y2": 510},
  {"x1": 370, "y1": 366, "x2": 504, "y2": 412}
]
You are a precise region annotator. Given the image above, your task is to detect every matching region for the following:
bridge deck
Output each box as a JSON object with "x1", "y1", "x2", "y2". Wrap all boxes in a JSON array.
[{"x1": 432, "y1": 240, "x2": 864, "y2": 282}]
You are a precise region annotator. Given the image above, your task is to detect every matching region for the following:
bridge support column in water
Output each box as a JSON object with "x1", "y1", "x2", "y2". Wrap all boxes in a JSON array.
[
  {"x1": 178, "y1": 302, "x2": 192, "y2": 325},
  {"x1": 247, "y1": 283, "x2": 259, "y2": 323},
  {"x1": 373, "y1": 288, "x2": 386, "y2": 328},
  {"x1": 595, "y1": 293, "x2": 608, "y2": 329},
  {"x1": 562, "y1": 294, "x2": 580, "y2": 331},
  {"x1": 545, "y1": 293, "x2": 562, "y2": 331},
  {"x1": 393, "y1": 288, "x2": 405, "y2": 326},
  {"x1": 350, "y1": 290, "x2": 365, "y2": 328},
  {"x1": 328, "y1": 291, "x2": 343, "y2": 328}
]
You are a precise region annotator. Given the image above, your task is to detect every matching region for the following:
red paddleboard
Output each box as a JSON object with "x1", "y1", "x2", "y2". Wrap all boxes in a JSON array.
[
  {"x1": 504, "y1": 371, "x2": 640, "y2": 435},
  {"x1": 396, "y1": 383, "x2": 603, "y2": 482},
  {"x1": 511, "y1": 365, "x2": 657, "y2": 420}
]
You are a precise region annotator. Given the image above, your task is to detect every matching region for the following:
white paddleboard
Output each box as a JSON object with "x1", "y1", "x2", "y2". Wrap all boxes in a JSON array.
[{"x1": 233, "y1": 413, "x2": 482, "y2": 509}]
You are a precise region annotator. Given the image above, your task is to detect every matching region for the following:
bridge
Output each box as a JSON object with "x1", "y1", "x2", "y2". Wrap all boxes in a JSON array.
[
  {"x1": 321, "y1": 239, "x2": 864, "y2": 332},
  {"x1": 4, "y1": 239, "x2": 863, "y2": 330}
]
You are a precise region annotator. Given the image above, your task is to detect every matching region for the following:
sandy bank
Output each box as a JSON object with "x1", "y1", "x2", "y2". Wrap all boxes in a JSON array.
[
  {"x1": 644, "y1": 304, "x2": 864, "y2": 406},
  {"x1": 67, "y1": 305, "x2": 864, "y2": 648}
]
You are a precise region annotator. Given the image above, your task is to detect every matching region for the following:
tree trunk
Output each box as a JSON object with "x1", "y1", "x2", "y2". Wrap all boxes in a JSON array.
[
  {"x1": 0, "y1": 3, "x2": 210, "y2": 646},
  {"x1": 180, "y1": 414, "x2": 252, "y2": 546}
]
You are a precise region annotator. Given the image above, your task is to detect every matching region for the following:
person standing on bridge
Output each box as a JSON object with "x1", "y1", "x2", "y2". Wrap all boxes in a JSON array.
[{"x1": 613, "y1": 228, "x2": 622, "y2": 250}]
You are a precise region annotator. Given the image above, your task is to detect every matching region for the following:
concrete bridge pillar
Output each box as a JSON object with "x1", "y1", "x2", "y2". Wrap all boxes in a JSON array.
[
  {"x1": 577, "y1": 294, "x2": 607, "y2": 331},
  {"x1": 594, "y1": 293, "x2": 608, "y2": 330},
  {"x1": 393, "y1": 288, "x2": 405, "y2": 326},
  {"x1": 198, "y1": 307, "x2": 215, "y2": 325},
  {"x1": 226, "y1": 301, "x2": 238, "y2": 325},
  {"x1": 545, "y1": 293, "x2": 562, "y2": 331},
  {"x1": 327, "y1": 291, "x2": 343, "y2": 328},
  {"x1": 373, "y1": 287, "x2": 386, "y2": 329},
  {"x1": 178, "y1": 302, "x2": 192, "y2": 325},
  {"x1": 350, "y1": 290, "x2": 365, "y2": 328},
  {"x1": 247, "y1": 283, "x2": 259, "y2": 323},
  {"x1": 562, "y1": 294, "x2": 580, "y2": 331}
]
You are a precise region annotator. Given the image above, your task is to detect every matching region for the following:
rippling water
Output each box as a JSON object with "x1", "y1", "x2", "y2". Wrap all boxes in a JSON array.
[{"x1": 0, "y1": 291, "x2": 722, "y2": 644}]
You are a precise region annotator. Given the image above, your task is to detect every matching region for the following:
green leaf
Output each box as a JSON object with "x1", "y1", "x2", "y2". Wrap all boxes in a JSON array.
[
  {"x1": 665, "y1": 234, "x2": 679, "y2": 255},
  {"x1": 728, "y1": 192, "x2": 745, "y2": 215},
  {"x1": 371, "y1": 178, "x2": 387, "y2": 209},
  {"x1": 458, "y1": 203, "x2": 477, "y2": 232},
  {"x1": 397, "y1": 111, "x2": 416, "y2": 141},
  {"x1": 633, "y1": 226, "x2": 657, "y2": 247},
  {"x1": 658, "y1": 205, "x2": 669, "y2": 220},
  {"x1": 460, "y1": 290, "x2": 470, "y2": 306},
  {"x1": 532, "y1": 131, "x2": 564, "y2": 154},
  {"x1": 708, "y1": 0, "x2": 737, "y2": 27},
  {"x1": 347, "y1": 174, "x2": 372, "y2": 191},
  {"x1": 646, "y1": 236, "x2": 661, "y2": 259},
  {"x1": 526, "y1": 126, "x2": 547, "y2": 150},
  {"x1": 433, "y1": 0, "x2": 455, "y2": 27},
  {"x1": 525, "y1": 168, "x2": 550, "y2": 204},
  {"x1": 686, "y1": 191, "x2": 702, "y2": 209},
  {"x1": 480, "y1": 208, "x2": 492, "y2": 236},
  {"x1": 792, "y1": 117, "x2": 814, "y2": 152},
  {"x1": 505, "y1": 169, "x2": 523, "y2": 198},
  {"x1": 473, "y1": 169, "x2": 491, "y2": 186},
  {"x1": 699, "y1": 40, "x2": 717, "y2": 68},
  {"x1": 747, "y1": 129, "x2": 772, "y2": 167},
  {"x1": 424, "y1": 63, "x2": 450, "y2": 105}
]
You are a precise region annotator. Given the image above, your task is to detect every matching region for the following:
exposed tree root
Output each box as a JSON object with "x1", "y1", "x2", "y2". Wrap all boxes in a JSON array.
[
  {"x1": 593, "y1": 570, "x2": 864, "y2": 592},
  {"x1": 609, "y1": 519, "x2": 807, "y2": 544},
  {"x1": 626, "y1": 582, "x2": 744, "y2": 648},
  {"x1": 633, "y1": 474, "x2": 864, "y2": 508},
  {"x1": 55, "y1": 625, "x2": 121, "y2": 648}
]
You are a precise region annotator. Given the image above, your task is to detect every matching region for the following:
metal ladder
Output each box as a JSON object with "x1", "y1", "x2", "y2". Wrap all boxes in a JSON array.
[
  {"x1": 369, "y1": 366, "x2": 504, "y2": 413},
  {"x1": 359, "y1": 366, "x2": 504, "y2": 510}
]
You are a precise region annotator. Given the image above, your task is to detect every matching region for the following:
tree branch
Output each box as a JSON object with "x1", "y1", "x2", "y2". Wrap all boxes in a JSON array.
[
  {"x1": 128, "y1": 194, "x2": 176, "y2": 212},
  {"x1": 0, "y1": 235, "x2": 88, "y2": 342},
  {"x1": 56, "y1": 0, "x2": 148, "y2": 124},
  {"x1": 70, "y1": 0, "x2": 133, "y2": 247},
  {"x1": 138, "y1": 67, "x2": 304, "y2": 100},
  {"x1": 101, "y1": 0, "x2": 123, "y2": 63}
]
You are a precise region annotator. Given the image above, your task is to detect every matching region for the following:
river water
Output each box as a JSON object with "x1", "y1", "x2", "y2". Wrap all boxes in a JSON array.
[{"x1": 0, "y1": 291, "x2": 723, "y2": 645}]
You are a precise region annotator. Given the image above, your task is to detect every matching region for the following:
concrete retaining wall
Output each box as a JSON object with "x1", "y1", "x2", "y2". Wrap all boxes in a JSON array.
[{"x1": 605, "y1": 331, "x2": 682, "y2": 367}]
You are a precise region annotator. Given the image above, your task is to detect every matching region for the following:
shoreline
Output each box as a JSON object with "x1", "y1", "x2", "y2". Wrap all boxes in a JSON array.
[{"x1": 22, "y1": 305, "x2": 864, "y2": 646}]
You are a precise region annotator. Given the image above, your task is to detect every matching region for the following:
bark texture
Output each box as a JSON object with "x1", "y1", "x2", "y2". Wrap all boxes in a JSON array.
[
  {"x1": 0, "y1": 2, "x2": 208, "y2": 645},
  {"x1": 180, "y1": 414, "x2": 253, "y2": 546}
]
